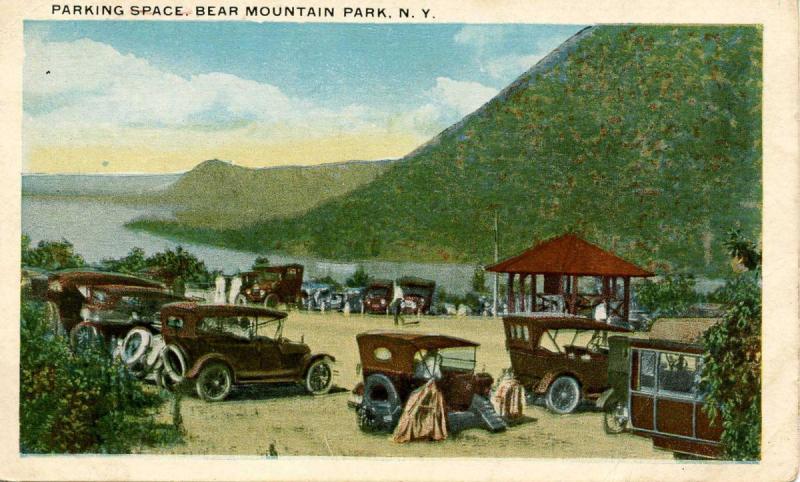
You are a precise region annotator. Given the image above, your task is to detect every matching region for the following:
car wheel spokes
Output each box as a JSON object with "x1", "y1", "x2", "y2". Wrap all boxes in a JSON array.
[{"x1": 310, "y1": 364, "x2": 331, "y2": 391}]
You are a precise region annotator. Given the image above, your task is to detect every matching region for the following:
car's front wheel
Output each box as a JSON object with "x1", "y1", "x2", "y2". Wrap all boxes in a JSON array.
[
  {"x1": 70, "y1": 322, "x2": 104, "y2": 351},
  {"x1": 304, "y1": 357, "x2": 333, "y2": 395},
  {"x1": 264, "y1": 294, "x2": 279, "y2": 309},
  {"x1": 603, "y1": 400, "x2": 628, "y2": 434},
  {"x1": 196, "y1": 363, "x2": 233, "y2": 402},
  {"x1": 545, "y1": 376, "x2": 581, "y2": 414}
]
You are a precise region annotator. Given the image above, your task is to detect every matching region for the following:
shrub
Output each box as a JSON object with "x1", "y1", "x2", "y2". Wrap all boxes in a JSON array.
[
  {"x1": 22, "y1": 235, "x2": 85, "y2": 271},
  {"x1": 20, "y1": 298, "x2": 180, "y2": 453},
  {"x1": 345, "y1": 265, "x2": 371, "y2": 287},
  {"x1": 635, "y1": 274, "x2": 699, "y2": 317},
  {"x1": 700, "y1": 231, "x2": 761, "y2": 460}
]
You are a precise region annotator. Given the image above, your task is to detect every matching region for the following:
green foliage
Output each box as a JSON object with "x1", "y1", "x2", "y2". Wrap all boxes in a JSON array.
[
  {"x1": 312, "y1": 275, "x2": 342, "y2": 291},
  {"x1": 471, "y1": 266, "x2": 487, "y2": 293},
  {"x1": 345, "y1": 265, "x2": 371, "y2": 287},
  {"x1": 20, "y1": 298, "x2": 180, "y2": 453},
  {"x1": 635, "y1": 274, "x2": 699, "y2": 316},
  {"x1": 701, "y1": 271, "x2": 761, "y2": 460},
  {"x1": 22, "y1": 234, "x2": 86, "y2": 271},
  {"x1": 701, "y1": 231, "x2": 761, "y2": 460},
  {"x1": 252, "y1": 256, "x2": 271, "y2": 270},
  {"x1": 129, "y1": 26, "x2": 761, "y2": 277},
  {"x1": 101, "y1": 247, "x2": 148, "y2": 274}
]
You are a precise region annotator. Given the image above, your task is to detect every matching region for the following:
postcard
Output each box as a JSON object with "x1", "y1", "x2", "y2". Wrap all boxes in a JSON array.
[{"x1": 1, "y1": 0, "x2": 798, "y2": 480}]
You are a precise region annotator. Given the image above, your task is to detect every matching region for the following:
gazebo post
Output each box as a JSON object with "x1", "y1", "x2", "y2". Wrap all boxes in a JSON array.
[
  {"x1": 507, "y1": 273, "x2": 515, "y2": 313},
  {"x1": 519, "y1": 274, "x2": 526, "y2": 312},
  {"x1": 623, "y1": 276, "x2": 631, "y2": 322}
]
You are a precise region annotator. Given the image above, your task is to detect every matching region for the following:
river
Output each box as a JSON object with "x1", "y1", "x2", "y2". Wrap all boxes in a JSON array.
[{"x1": 21, "y1": 197, "x2": 478, "y2": 293}]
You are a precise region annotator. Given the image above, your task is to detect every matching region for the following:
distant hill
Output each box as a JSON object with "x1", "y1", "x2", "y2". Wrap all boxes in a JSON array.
[
  {"x1": 150, "y1": 159, "x2": 392, "y2": 228},
  {"x1": 130, "y1": 25, "x2": 762, "y2": 276}
]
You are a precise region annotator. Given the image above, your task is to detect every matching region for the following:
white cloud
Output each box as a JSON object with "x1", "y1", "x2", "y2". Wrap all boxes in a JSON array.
[
  {"x1": 427, "y1": 77, "x2": 497, "y2": 116},
  {"x1": 453, "y1": 26, "x2": 509, "y2": 49}
]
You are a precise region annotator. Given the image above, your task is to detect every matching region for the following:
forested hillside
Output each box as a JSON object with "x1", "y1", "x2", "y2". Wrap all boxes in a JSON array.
[{"x1": 130, "y1": 25, "x2": 762, "y2": 275}]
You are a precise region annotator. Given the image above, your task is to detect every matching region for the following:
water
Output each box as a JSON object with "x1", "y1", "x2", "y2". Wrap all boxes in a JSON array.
[{"x1": 21, "y1": 197, "x2": 476, "y2": 293}]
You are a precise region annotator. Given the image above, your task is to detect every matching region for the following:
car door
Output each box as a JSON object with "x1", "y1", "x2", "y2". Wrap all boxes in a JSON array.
[
  {"x1": 198, "y1": 316, "x2": 261, "y2": 377},
  {"x1": 629, "y1": 349, "x2": 657, "y2": 431}
]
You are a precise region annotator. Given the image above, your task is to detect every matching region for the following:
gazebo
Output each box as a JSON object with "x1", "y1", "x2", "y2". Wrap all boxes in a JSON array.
[{"x1": 486, "y1": 234, "x2": 653, "y2": 322}]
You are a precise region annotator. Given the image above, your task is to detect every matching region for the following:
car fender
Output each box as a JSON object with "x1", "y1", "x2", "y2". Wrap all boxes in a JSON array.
[
  {"x1": 301, "y1": 353, "x2": 336, "y2": 375},
  {"x1": 186, "y1": 353, "x2": 233, "y2": 380},
  {"x1": 535, "y1": 371, "x2": 583, "y2": 394}
]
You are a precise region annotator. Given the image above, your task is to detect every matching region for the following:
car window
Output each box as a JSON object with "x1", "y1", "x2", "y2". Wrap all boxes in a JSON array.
[
  {"x1": 638, "y1": 350, "x2": 657, "y2": 392},
  {"x1": 198, "y1": 316, "x2": 253, "y2": 340},
  {"x1": 439, "y1": 347, "x2": 477, "y2": 372},
  {"x1": 657, "y1": 352, "x2": 702, "y2": 398},
  {"x1": 166, "y1": 316, "x2": 184, "y2": 330}
]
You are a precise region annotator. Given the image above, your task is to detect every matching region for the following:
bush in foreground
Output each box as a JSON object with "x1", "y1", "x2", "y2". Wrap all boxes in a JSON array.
[{"x1": 20, "y1": 298, "x2": 180, "y2": 453}]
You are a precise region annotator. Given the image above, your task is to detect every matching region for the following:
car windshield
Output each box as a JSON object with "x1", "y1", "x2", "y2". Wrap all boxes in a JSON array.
[
  {"x1": 367, "y1": 287, "x2": 389, "y2": 297},
  {"x1": 413, "y1": 346, "x2": 476, "y2": 379},
  {"x1": 257, "y1": 272, "x2": 281, "y2": 283}
]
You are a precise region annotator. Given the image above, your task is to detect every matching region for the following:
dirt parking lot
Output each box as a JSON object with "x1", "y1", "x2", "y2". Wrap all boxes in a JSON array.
[{"x1": 139, "y1": 311, "x2": 671, "y2": 458}]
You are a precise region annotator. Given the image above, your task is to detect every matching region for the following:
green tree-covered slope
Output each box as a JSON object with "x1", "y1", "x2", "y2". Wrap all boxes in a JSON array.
[
  {"x1": 149, "y1": 159, "x2": 392, "y2": 228},
  {"x1": 131, "y1": 25, "x2": 762, "y2": 275}
]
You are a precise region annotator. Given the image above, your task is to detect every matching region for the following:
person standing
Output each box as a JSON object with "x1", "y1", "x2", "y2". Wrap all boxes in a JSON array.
[{"x1": 392, "y1": 281, "x2": 405, "y2": 326}]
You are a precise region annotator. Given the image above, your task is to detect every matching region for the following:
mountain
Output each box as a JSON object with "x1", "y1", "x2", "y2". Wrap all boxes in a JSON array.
[
  {"x1": 140, "y1": 159, "x2": 392, "y2": 228},
  {"x1": 130, "y1": 25, "x2": 762, "y2": 275}
]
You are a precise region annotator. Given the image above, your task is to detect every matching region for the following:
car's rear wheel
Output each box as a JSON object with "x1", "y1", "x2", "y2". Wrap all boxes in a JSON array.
[
  {"x1": 545, "y1": 376, "x2": 581, "y2": 414},
  {"x1": 70, "y1": 322, "x2": 103, "y2": 351},
  {"x1": 196, "y1": 363, "x2": 233, "y2": 402},
  {"x1": 603, "y1": 400, "x2": 628, "y2": 434},
  {"x1": 304, "y1": 357, "x2": 333, "y2": 395}
]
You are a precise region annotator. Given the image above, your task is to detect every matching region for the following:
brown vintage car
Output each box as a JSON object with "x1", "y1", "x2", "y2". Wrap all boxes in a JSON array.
[
  {"x1": 362, "y1": 279, "x2": 393, "y2": 314},
  {"x1": 236, "y1": 264, "x2": 304, "y2": 308},
  {"x1": 158, "y1": 302, "x2": 335, "y2": 401},
  {"x1": 70, "y1": 284, "x2": 188, "y2": 349},
  {"x1": 396, "y1": 276, "x2": 436, "y2": 315},
  {"x1": 350, "y1": 331, "x2": 505, "y2": 433},
  {"x1": 503, "y1": 314, "x2": 631, "y2": 413},
  {"x1": 45, "y1": 270, "x2": 166, "y2": 335},
  {"x1": 600, "y1": 319, "x2": 723, "y2": 458}
]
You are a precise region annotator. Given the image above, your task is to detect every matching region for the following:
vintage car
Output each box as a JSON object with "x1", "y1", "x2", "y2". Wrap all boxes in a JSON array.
[
  {"x1": 157, "y1": 302, "x2": 335, "y2": 401},
  {"x1": 236, "y1": 264, "x2": 304, "y2": 308},
  {"x1": 396, "y1": 276, "x2": 436, "y2": 315},
  {"x1": 340, "y1": 287, "x2": 365, "y2": 313},
  {"x1": 300, "y1": 282, "x2": 339, "y2": 311},
  {"x1": 70, "y1": 284, "x2": 188, "y2": 349},
  {"x1": 599, "y1": 319, "x2": 722, "y2": 458},
  {"x1": 351, "y1": 331, "x2": 506, "y2": 433},
  {"x1": 362, "y1": 279, "x2": 393, "y2": 314},
  {"x1": 502, "y1": 314, "x2": 631, "y2": 413},
  {"x1": 45, "y1": 270, "x2": 166, "y2": 335}
]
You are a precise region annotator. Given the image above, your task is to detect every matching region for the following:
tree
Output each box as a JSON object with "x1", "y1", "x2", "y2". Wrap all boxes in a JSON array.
[
  {"x1": 345, "y1": 265, "x2": 371, "y2": 287},
  {"x1": 635, "y1": 274, "x2": 699, "y2": 317},
  {"x1": 145, "y1": 246, "x2": 210, "y2": 293},
  {"x1": 22, "y1": 235, "x2": 85, "y2": 271},
  {"x1": 251, "y1": 256, "x2": 270, "y2": 270},
  {"x1": 700, "y1": 230, "x2": 761, "y2": 460},
  {"x1": 101, "y1": 247, "x2": 147, "y2": 274},
  {"x1": 471, "y1": 266, "x2": 487, "y2": 293}
]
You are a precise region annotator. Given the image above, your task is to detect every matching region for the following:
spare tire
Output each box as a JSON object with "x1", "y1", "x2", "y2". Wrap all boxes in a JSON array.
[
  {"x1": 121, "y1": 327, "x2": 152, "y2": 369},
  {"x1": 357, "y1": 373, "x2": 402, "y2": 433},
  {"x1": 142, "y1": 334, "x2": 165, "y2": 372},
  {"x1": 161, "y1": 343, "x2": 188, "y2": 384}
]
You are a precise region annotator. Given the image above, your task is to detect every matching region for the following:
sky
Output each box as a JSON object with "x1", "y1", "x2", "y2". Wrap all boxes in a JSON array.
[{"x1": 23, "y1": 22, "x2": 583, "y2": 174}]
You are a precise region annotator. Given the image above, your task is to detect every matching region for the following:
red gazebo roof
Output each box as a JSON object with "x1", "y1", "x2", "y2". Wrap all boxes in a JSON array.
[{"x1": 486, "y1": 234, "x2": 653, "y2": 277}]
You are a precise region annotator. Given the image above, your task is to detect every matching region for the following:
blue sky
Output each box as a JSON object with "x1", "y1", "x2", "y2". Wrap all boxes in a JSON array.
[{"x1": 23, "y1": 22, "x2": 583, "y2": 173}]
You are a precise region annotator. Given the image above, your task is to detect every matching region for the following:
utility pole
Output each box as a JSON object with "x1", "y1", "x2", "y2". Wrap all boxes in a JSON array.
[{"x1": 492, "y1": 208, "x2": 499, "y2": 317}]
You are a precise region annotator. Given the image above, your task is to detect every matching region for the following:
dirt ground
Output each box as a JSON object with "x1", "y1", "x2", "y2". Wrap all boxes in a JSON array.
[{"x1": 139, "y1": 311, "x2": 671, "y2": 459}]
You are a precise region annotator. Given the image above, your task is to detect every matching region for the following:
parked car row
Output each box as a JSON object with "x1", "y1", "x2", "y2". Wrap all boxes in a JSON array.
[{"x1": 33, "y1": 268, "x2": 721, "y2": 456}]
